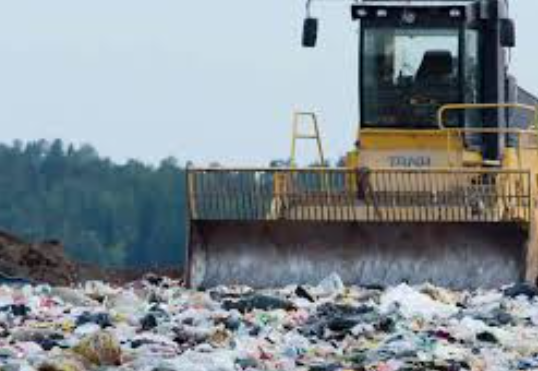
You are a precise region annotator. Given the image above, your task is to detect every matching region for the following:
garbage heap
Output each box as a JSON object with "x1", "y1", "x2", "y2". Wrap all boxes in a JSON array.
[{"x1": 1, "y1": 274, "x2": 538, "y2": 371}]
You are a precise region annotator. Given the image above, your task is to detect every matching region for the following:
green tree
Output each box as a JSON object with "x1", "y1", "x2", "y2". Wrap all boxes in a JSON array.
[{"x1": 0, "y1": 140, "x2": 187, "y2": 268}]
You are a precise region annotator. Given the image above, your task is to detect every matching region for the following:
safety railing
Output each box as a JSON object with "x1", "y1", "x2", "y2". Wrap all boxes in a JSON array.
[
  {"x1": 187, "y1": 168, "x2": 532, "y2": 223},
  {"x1": 437, "y1": 103, "x2": 538, "y2": 167}
]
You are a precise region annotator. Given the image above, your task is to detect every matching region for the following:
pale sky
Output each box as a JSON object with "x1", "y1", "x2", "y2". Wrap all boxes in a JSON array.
[{"x1": 0, "y1": 1, "x2": 535, "y2": 166}]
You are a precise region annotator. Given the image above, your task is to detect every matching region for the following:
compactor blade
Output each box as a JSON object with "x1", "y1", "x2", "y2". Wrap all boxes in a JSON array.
[
  {"x1": 187, "y1": 221, "x2": 529, "y2": 289},
  {"x1": 186, "y1": 168, "x2": 538, "y2": 289}
]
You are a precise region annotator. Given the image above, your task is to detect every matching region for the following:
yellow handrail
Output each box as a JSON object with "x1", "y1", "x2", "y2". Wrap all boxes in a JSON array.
[
  {"x1": 436, "y1": 103, "x2": 538, "y2": 167},
  {"x1": 437, "y1": 103, "x2": 538, "y2": 130}
]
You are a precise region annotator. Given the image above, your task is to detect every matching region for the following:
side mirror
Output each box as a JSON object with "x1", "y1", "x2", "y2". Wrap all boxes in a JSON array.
[
  {"x1": 501, "y1": 18, "x2": 516, "y2": 48},
  {"x1": 302, "y1": 18, "x2": 318, "y2": 48}
]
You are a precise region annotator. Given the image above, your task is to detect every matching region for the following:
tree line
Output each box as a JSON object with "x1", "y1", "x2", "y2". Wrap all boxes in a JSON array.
[{"x1": 0, "y1": 139, "x2": 186, "y2": 268}]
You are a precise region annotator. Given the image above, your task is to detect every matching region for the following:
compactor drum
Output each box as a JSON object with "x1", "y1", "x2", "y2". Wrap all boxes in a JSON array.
[{"x1": 186, "y1": 0, "x2": 538, "y2": 289}]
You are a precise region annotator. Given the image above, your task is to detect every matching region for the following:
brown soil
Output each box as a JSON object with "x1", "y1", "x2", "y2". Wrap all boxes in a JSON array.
[
  {"x1": 0, "y1": 230, "x2": 78, "y2": 286},
  {"x1": 0, "y1": 230, "x2": 182, "y2": 286}
]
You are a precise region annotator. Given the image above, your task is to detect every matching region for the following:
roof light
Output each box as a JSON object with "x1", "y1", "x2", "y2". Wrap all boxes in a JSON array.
[
  {"x1": 356, "y1": 8, "x2": 368, "y2": 18},
  {"x1": 449, "y1": 8, "x2": 462, "y2": 18},
  {"x1": 376, "y1": 9, "x2": 388, "y2": 18}
]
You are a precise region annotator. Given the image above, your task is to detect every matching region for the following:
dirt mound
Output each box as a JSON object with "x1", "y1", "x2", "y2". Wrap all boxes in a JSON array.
[
  {"x1": 0, "y1": 231, "x2": 78, "y2": 286},
  {"x1": 0, "y1": 230, "x2": 183, "y2": 286}
]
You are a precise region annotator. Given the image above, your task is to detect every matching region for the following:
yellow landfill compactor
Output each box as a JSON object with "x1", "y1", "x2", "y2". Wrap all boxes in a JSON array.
[{"x1": 186, "y1": 0, "x2": 538, "y2": 289}]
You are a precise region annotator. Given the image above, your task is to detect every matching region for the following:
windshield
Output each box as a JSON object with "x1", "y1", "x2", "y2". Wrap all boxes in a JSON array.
[{"x1": 362, "y1": 28, "x2": 461, "y2": 128}]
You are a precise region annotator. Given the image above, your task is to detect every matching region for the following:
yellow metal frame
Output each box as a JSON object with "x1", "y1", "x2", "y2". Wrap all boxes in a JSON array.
[
  {"x1": 187, "y1": 167, "x2": 532, "y2": 223},
  {"x1": 290, "y1": 112, "x2": 326, "y2": 167},
  {"x1": 437, "y1": 103, "x2": 538, "y2": 130},
  {"x1": 437, "y1": 103, "x2": 538, "y2": 167}
]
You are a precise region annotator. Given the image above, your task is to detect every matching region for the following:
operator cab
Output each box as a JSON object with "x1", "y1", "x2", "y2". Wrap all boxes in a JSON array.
[
  {"x1": 353, "y1": 2, "x2": 481, "y2": 129},
  {"x1": 302, "y1": 0, "x2": 536, "y2": 162}
]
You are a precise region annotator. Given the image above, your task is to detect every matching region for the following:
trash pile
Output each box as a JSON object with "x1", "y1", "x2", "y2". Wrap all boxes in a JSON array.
[{"x1": 1, "y1": 274, "x2": 538, "y2": 371}]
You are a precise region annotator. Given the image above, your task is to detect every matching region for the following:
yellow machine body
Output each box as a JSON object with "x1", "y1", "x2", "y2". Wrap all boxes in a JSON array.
[
  {"x1": 187, "y1": 104, "x2": 538, "y2": 289},
  {"x1": 185, "y1": 0, "x2": 538, "y2": 289}
]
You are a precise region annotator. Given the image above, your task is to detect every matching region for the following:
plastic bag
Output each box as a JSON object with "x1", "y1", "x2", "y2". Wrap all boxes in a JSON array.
[
  {"x1": 72, "y1": 330, "x2": 122, "y2": 366},
  {"x1": 38, "y1": 354, "x2": 88, "y2": 371},
  {"x1": 316, "y1": 273, "x2": 344, "y2": 296},
  {"x1": 167, "y1": 350, "x2": 236, "y2": 371},
  {"x1": 380, "y1": 284, "x2": 457, "y2": 320}
]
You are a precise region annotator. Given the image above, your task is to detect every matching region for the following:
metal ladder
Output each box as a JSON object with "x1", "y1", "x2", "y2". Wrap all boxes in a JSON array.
[{"x1": 290, "y1": 112, "x2": 326, "y2": 167}]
